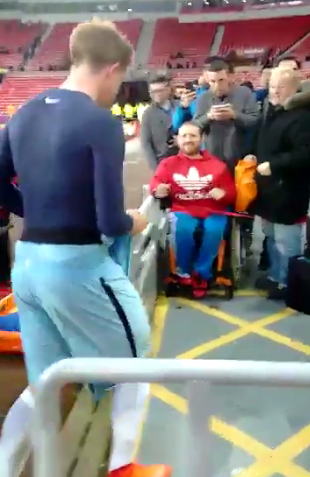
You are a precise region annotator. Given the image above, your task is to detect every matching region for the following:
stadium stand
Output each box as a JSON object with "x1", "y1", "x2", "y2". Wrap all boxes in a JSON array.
[
  {"x1": 0, "y1": 20, "x2": 47, "y2": 69},
  {"x1": 219, "y1": 16, "x2": 310, "y2": 57},
  {"x1": 148, "y1": 18, "x2": 218, "y2": 68},
  {"x1": 0, "y1": 72, "x2": 65, "y2": 115},
  {"x1": 2, "y1": 16, "x2": 310, "y2": 115},
  {"x1": 27, "y1": 20, "x2": 143, "y2": 71},
  {"x1": 290, "y1": 32, "x2": 310, "y2": 58}
]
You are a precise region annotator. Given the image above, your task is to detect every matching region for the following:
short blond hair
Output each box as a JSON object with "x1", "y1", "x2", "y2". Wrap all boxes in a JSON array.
[{"x1": 69, "y1": 19, "x2": 133, "y2": 70}]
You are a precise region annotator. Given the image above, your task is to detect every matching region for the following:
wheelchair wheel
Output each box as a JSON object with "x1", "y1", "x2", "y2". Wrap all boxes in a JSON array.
[
  {"x1": 225, "y1": 286, "x2": 234, "y2": 300},
  {"x1": 165, "y1": 280, "x2": 179, "y2": 297}
]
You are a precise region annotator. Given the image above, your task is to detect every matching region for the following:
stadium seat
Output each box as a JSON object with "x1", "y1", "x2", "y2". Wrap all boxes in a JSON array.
[
  {"x1": 148, "y1": 19, "x2": 218, "y2": 68},
  {"x1": 0, "y1": 20, "x2": 47, "y2": 70},
  {"x1": 27, "y1": 20, "x2": 143, "y2": 71},
  {"x1": 219, "y1": 16, "x2": 310, "y2": 57},
  {"x1": 0, "y1": 73, "x2": 66, "y2": 115}
]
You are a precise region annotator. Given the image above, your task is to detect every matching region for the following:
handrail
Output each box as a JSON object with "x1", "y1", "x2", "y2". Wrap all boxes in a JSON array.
[
  {"x1": 31, "y1": 358, "x2": 310, "y2": 477},
  {"x1": 138, "y1": 194, "x2": 153, "y2": 216},
  {"x1": 133, "y1": 194, "x2": 159, "y2": 256}
]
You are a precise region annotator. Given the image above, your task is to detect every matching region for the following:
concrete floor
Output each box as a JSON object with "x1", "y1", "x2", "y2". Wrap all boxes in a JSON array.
[{"x1": 138, "y1": 293, "x2": 310, "y2": 477}]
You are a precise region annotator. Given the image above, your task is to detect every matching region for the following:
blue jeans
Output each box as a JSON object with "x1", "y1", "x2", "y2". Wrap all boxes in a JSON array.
[
  {"x1": 262, "y1": 219, "x2": 304, "y2": 286},
  {"x1": 11, "y1": 241, "x2": 150, "y2": 400},
  {"x1": 170, "y1": 212, "x2": 227, "y2": 280}
]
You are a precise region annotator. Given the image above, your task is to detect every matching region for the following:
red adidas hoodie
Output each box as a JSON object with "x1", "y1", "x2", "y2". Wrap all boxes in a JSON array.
[{"x1": 150, "y1": 151, "x2": 236, "y2": 219}]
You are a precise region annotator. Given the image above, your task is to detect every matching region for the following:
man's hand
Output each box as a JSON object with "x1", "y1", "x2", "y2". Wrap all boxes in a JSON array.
[
  {"x1": 127, "y1": 209, "x2": 148, "y2": 235},
  {"x1": 209, "y1": 188, "x2": 226, "y2": 200},
  {"x1": 208, "y1": 104, "x2": 236, "y2": 121},
  {"x1": 167, "y1": 135, "x2": 178, "y2": 149},
  {"x1": 180, "y1": 91, "x2": 196, "y2": 108},
  {"x1": 155, "y1": 183, "x2": 171, "y2": 198},
  {"x1": 243, "y1": 154, "x2": 257, "y2": 162},
  {"x1": 257, "y1": 162, "x2": 271, "y2": 176}
]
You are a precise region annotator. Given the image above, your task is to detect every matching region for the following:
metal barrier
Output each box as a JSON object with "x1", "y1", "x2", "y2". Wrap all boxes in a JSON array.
[
  {"x1": 130, "y1": 193, "x2": 168, "y2": 318},
  {"x1": 30, "y1": 358, "x2": 310, "y2": 477}
]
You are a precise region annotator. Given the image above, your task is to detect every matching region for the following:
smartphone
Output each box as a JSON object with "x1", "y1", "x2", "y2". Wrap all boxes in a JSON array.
[
  {"x1": 213, "y1": 103, "x2": 230, "y2": 110},
  {"x1": 185, "y1": 81, "x2": 195, "y2": 93}
]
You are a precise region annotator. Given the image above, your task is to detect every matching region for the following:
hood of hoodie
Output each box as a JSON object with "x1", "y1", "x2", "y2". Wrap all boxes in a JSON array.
[{"x1": 284, "y1": 79, "x2": 310, "y2": 111}]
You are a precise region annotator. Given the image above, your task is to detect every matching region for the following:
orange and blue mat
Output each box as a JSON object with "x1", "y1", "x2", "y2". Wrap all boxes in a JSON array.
[{"x1": 0, "y1": 290, "x2": 22, "y2": 353}]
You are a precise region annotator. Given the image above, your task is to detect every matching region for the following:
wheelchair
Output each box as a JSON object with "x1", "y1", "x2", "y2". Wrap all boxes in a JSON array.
[{"x1": 162, "y1": 211, "x2": 244, "y2": 300}]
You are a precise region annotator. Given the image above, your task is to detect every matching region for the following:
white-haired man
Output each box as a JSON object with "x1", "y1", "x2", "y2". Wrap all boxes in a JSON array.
[{"x1": 252, "y1": 68, "x2": 310, "y2": 300}]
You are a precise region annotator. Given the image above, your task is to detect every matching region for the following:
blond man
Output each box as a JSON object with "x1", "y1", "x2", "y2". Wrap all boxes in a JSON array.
[{"x1": 0, "y1": 20, "x2": 171, "y2": 477}]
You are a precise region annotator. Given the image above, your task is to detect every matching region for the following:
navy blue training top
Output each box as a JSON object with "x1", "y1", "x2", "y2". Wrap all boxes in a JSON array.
[{"x1": 0, "y1": 88, "x2": 133, "y2": 244}]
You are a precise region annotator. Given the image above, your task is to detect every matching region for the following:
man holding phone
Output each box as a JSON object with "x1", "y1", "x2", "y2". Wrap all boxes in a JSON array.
[
  {"x1": 194, "y1": 58, "x2": 259, "y2": 170},
  {"x1": 172, "y1": 77, "x2": 209, "y2": 132}
]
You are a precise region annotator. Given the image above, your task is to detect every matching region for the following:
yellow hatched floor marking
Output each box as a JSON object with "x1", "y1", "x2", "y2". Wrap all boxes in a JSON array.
[
  {"x1": 151, "y1": 384, "x2": 310, "y2": 477},
  {"x1": 176, "y1": 299, "x2": 310, "y2": 359}
]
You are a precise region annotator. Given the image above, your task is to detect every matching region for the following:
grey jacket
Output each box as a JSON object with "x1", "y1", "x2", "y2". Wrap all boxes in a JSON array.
[
  {"x1": 140, "y1": 102, "x2": 177, "y2": 171},
  {"x1": 194, "y1": 85, "x2": 259, "y2": 166}
]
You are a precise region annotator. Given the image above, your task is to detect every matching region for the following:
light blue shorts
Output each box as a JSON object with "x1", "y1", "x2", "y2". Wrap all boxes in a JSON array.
[{"x1": 11, "y1": 241, "x2": 151, "y2": 400}]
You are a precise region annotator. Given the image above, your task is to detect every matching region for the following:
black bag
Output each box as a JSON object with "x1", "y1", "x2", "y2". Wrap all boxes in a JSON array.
[{"x1": 286, "y1": 255, "x2": 310, "y2": 314}]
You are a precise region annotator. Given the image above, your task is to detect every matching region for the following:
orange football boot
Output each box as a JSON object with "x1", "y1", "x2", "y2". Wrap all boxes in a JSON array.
[{"x1": 109, "y1": 463, "x2": 172, "y2": 477}]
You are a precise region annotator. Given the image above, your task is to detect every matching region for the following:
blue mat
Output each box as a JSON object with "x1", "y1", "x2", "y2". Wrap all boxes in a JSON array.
[{"x1": 0, "y1": 311, "x2": 20, "y2": 332}]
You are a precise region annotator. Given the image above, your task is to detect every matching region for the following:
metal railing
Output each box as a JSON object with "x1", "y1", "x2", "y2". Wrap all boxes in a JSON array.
[{"x1": 30, "y1": 358, "x2": 310, "y2": 477}]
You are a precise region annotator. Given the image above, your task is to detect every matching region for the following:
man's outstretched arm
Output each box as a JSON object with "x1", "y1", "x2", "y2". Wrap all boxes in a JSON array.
[
  {"x1": 92, "y1": 112, "x2": 133, "y2": 237},
  {"x1": 0, "y1": 127, "x2": 23, "y2": 217}
]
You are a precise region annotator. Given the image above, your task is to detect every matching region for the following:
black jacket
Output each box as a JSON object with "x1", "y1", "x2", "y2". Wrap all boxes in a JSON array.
[{"x1": 252, "y1": 100, "x2": 310, "y2": 225}]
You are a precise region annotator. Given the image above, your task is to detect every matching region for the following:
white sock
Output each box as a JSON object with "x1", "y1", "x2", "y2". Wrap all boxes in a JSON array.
[
  {"x1": 109, "y1": 383, "x2": 149, "y2": 471},
  {"x1": 0, "y1": 387, "x2": 34, "y2": 448}
]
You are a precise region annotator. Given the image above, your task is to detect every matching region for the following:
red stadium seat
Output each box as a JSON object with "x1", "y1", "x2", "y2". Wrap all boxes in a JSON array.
[
  {"x1": 0, "y1": 20, "x2": 47, "y2": 70},
  {"x1": 148, "y1": 19, "x2": 218, "y2": 68},
  {"x1": 0, "y1": 72, "x2": 66, "y2": 115},
  {"x1": 27, "y1": 20, "x2": 143, "y2": 71},
  {"x1": 219, "y1": 16, "x2": 310, "y2": 57}
]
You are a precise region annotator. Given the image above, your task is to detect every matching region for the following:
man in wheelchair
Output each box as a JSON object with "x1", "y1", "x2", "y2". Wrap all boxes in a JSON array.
[{"x1": 150, "y1": 121, "x2": 236, "y2": 298}]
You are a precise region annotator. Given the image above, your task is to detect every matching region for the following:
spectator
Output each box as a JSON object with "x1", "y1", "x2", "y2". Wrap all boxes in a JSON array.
[
  {"x1": 140, "y1": 73, "x2": 177, "y2": 170},
  {"x1": 240, "y1": 81, "x2": 254, "y2": 92},
  {"x1": 257, "y1": 59, "x2": 302, "y2": 271},
  {"x1": 252, "y1": 68, "x2": 310, "y2": 300},
  {"x1": 197, "y1": 75, "x2": 208, "y2": 94},
  {"x1": 194, "y1": 58, "x2": 259, "y2": 169},
  {"x1": 172, "y1": 67, "x2": 210, "y2": 132},
  {"x1": 255, "y1": 69, "x2": 270, "y2": 110},
  {"x1": 275, "y1": 55, "x2": 301, "y2": 71},
  {"x1": 174, "y1": 83, "x2": 186, "y2": 100},
  {"x1": 149, "y1": 121, "x2": 236, "y2": 298}
]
